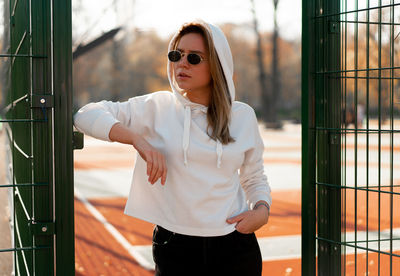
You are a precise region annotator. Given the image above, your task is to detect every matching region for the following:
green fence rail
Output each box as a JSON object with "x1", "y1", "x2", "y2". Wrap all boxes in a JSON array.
[
  {"x1": 0, "y1": 0, "x2": 74, "y2": 275},
  {"x1": 303, "y1": 0, "x2": 400, "y2": 275}
]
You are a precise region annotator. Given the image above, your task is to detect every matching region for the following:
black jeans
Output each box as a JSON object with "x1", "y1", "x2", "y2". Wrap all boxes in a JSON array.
[{"x1": 152, "y1": 225, "x2": 262, "y2": 276}]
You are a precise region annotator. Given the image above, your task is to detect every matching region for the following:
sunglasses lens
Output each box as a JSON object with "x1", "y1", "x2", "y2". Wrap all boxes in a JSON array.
[
  {"x1": 187, "y1": 54, "x2": 201, "y2": 65},
  {"x1": 168, "y1": 51, "x2": 181, "y2": 62},
  {"x1": 168, "y1": 51, "x2": 202, "y2": 65}
]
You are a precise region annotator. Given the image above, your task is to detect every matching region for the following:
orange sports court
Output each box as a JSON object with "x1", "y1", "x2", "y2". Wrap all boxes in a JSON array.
[{"x1": 73, "y1": 121, "x2": 400, "y2": 275}]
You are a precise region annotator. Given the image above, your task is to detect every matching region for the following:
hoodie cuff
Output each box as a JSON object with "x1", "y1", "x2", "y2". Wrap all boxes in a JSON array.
[
  {"x1": 91, "y1": 113, "x2": 120, "y2": 142},
  {"x1": 248, "y1": 194, "x2": 272, "y2": 211}
]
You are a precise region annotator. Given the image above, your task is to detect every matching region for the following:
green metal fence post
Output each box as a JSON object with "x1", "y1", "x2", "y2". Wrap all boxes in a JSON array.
[
  {"x1": 315, "y1": 0, "x2": 341, "y2": 275},
  {"x1": 52, "y1": 0, "x2": 75, "y2": 274},
  {"x1": 31, "y1": 0, "x2": 54, "y2": 274},
  {"x1": 303, "y1": 0, "x2": 342, "y2": 275},
  {"x1": 301, "y1": 0, "x2": 316, "y2": 275}
]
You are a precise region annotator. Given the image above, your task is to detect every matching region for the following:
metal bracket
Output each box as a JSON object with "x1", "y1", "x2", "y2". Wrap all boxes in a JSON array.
[
  {"x1": 329, "y1": 21, "x2": 340, "y2": 34},
  {"x1": 329, "y1": 133, "x2": 339, "y2": 145},
  {"x1": 30, "y1": 94, "x2": 54, "y2": 108},
  {"x1": 73, "y1": 131, "x2": 84, "y2": 150},
  {"x1": 29, "y1": 221, "x2": 55, "y2": 236}
]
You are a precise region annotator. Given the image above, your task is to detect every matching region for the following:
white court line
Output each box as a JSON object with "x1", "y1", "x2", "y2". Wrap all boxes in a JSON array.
[{"x1": 74, "y1": 188, "x2": 154, "y2": 270}]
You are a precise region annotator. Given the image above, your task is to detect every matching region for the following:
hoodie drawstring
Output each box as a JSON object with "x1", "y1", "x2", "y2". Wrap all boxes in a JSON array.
[
  {"x1": 216, "y1": 140, "x2": 223, "y2": 168},
  {"x1": 183, "y1": 106, "x2": 191, "y2": 166},
  {"x1": 182, "y1": 105, "x2": 223, "y2": 168}
]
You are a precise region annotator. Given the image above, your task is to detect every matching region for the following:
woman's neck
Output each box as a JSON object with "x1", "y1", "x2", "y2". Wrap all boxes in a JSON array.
[{"x1": 184, "y1": 89, "x2": 211, "y2": 107}]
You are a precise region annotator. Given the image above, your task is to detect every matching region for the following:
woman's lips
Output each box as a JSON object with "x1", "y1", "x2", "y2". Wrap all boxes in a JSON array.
[{"x1": 177, "y1": 72, "x2": 191, "y2": 79}]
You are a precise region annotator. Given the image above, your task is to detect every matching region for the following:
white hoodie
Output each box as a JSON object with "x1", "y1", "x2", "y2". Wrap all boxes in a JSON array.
[{"x1": 74, "y1": 22, "x2": 271, "y2": 237}]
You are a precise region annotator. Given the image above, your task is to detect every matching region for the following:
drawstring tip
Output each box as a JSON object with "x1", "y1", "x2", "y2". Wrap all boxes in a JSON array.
[
  {"x1": 217, "y1": 157, "x2": 221, "y2": 168},
  {"x1": 216, "y1": 140, "x2": 223, "y2": 169},
  {"x1": 183, "y1": 152, "x2": 188, "y2": 167}
]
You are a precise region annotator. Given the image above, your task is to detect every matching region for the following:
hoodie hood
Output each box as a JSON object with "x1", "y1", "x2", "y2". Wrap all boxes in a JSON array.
[
  {"x1": 167, "y1": 21, "x2": 235, "y2": 102},
  {"x1": 166, "y1": 21, "x2": 235, "y2": 168}
]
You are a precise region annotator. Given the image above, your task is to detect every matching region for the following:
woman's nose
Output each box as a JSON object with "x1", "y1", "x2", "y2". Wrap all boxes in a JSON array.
[{"x1": 177, "y1": 55, "x2": 190, "y2": 67}]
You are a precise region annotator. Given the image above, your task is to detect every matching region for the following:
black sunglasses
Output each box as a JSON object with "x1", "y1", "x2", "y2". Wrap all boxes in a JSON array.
[{"x1": 168, "y1": 50, "x2": 206, "y2": 65}]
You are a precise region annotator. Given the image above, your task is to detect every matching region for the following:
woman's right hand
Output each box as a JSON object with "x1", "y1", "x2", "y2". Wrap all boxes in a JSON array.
[
  {"x1": 109, "y1": 123, "x2": 167, "y2": 185},
  {"x1": 131, "y1": 133, "x2": 167, "y2": 185}
]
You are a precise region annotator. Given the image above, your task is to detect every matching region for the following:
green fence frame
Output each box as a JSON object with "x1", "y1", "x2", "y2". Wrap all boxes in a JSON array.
[
  {"x1": 303, "y1": 0, "x2": 400, "y2": 275},
  {"x1": 1, "y1": 0, "x2": 74, "y2": 275}
]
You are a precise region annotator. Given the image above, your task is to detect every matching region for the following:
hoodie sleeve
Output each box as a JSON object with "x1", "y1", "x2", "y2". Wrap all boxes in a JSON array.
[
  {"x1": 239, "y1": 110, "x2": 272, "y2": 210},
  {"x1": 74, "y1": 95, "x2": 153, "y2": 141},
  {"x1": 74, "y1": 98, "x2": 137, "y2": 142}
]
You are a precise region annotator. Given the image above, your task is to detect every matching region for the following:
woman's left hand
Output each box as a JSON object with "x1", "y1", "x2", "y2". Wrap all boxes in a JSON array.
[{"x1": 226, "y1": 205, "x2": 269, "y2": 234}]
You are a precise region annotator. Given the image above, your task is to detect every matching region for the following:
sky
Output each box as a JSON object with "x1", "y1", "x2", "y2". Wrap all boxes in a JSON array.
[
  {"x1": 69, "y1": 0, "x2": 400, "y2": 46},
  {"x1": 71, "y1": 0, "x2": 302, "y2": 45},
  {"x1": 0, "y1": 0, "x2": 302, "y2": 45},
  {"x1": 2, "y1": 0, "x2": 400, "y2": 44}
]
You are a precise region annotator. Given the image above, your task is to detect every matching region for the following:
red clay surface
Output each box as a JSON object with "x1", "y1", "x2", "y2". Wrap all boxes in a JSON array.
[
  {"x1": 343, "y1": 186, "x2": 400, "y2": 231},
  {"x1": 343, "y1": 251, "x2": 400, "y2": 275},
  {"x1": 75, "y1": 197, "x2": 153, "y2": 276}
]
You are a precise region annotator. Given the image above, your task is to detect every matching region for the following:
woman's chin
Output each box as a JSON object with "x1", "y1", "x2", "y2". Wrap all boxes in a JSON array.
[{"x1": 176, "y1": 82, "x2": 192, "y2": 91}]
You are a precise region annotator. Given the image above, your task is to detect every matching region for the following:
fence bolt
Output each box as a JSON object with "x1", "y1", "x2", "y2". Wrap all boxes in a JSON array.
[
  {"x1": 30, "y1": 94, "x2": 54, "y2": 108},
  {"x1": 29, "y1": 221, "x2": 55, "y2": 235}
]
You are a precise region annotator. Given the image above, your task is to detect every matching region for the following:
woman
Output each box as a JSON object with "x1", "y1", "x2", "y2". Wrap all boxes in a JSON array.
[{"x1": 74, "y1": 20, "x2": 271, "y2": 276}]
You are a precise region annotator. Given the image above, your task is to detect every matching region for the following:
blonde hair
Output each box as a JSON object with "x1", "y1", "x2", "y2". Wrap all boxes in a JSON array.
[{"x1": 171, "y1": 22, "x2": 235, "y2": 145}]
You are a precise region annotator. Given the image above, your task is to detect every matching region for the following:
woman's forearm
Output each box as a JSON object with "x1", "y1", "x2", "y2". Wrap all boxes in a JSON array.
[
  {"x1": 109, "y1": 122, "x2": 168, "y2": 185},
  {"x1": 109, "y1": 122, "x2": 138, "y2": 146}
]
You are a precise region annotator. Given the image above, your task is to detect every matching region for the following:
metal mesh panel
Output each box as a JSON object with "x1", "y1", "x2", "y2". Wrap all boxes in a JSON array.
[
  {"x1": 1, "y1": 0, "x2": 53, "y2": 274},
  {"x1": 339, "y1": 1, "x2": 400, "y2": 275}
]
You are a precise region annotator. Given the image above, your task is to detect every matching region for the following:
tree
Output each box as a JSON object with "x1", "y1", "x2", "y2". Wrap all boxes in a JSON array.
[
  {"x1": 250, "y1": 0, "x2": 282, "y2": 128},
  {"x1": 269, "y1": 0, "x2": 282, "y2": 128},
  {"x1": 250, "y1": 0, "x2": 269, "y2": 122}
]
